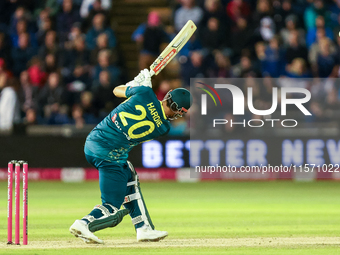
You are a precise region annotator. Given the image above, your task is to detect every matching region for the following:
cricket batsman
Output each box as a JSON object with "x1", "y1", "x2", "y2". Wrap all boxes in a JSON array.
[{"x1": 69, "y1": 69, "x2": 192, "y2": 243}]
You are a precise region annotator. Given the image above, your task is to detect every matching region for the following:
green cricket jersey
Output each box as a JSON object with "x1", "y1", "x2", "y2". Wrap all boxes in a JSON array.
[{"x1": 84, "y1": 86, "x2": 170, "y2": 163}]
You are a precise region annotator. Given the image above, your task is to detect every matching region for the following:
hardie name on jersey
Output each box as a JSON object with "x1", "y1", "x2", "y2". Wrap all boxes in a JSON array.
[{"x1": 147, "y1": 102, "x2": 163, "y2": 127}]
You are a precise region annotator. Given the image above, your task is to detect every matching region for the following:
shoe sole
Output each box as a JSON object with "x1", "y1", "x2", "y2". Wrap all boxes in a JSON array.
[
  {"x1": 138, "y1": 233, "x2": 168, "y2": 242},
  {"x1": 70, "y1": 227, "x2": 103, "y2": 244}
]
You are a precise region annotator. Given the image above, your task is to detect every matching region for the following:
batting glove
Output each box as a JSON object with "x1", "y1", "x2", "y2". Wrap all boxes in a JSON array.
[{"x1": 126, "y1": 69, "x2": 152, "y2": 88}]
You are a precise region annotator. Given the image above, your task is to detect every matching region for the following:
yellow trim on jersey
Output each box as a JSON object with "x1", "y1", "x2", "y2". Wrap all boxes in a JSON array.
[
  {"x1": 121, "y1": 97, "x2": 131, "y2": 104},
  {"x1": 159, "y1": 101, "x2": 167, "y2": 120}
]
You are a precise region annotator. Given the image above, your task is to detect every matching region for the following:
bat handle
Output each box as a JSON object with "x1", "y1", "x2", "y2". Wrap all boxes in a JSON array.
[{"x1": 149, "y1": 69, "x2": 155, "y2": 77}]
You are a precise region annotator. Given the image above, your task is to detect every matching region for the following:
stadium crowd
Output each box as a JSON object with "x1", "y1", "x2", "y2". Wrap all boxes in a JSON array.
[{"x1": 0, "y1": 0, "x2": 339, "y2": 134}]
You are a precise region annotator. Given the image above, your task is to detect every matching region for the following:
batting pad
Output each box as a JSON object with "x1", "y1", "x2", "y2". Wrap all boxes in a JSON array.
[
  {"x1": 88, "y1": 208, "x2": 130, "y2": 232},
  {"x1": 123, "y1": 161, "x2": 155, "y2": 230}
]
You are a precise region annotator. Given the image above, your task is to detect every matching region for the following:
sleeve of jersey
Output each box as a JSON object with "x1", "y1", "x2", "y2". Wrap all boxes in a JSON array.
[
  {"x1": 125, "y1": 86, "x2": 153, "y2": 98},
  {"x1": 163, "y1": 126, "x2": 171, "y2": 136}
]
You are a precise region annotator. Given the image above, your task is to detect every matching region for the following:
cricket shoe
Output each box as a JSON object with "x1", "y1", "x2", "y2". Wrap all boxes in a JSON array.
[
  {"x1": 136, "y1": 224, "x2": 168, "y2": 242},
  {"x1": 69, "y1": 220, "x2": 104, "y2": 244}
]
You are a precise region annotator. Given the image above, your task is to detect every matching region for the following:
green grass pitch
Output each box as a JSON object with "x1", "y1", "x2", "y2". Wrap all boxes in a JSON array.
[{"x1": 1, "y1": 181, "x2": 340, "y2": 254}]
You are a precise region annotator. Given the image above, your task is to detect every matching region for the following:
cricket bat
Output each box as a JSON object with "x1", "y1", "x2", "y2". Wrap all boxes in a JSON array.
[{"x1": 149, "y1": 20, "x2": 197, "y2": 76}]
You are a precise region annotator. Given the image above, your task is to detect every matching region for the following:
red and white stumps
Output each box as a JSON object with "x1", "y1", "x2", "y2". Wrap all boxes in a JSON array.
[
  {"x1": 7, "y1": 162, "x2": 13, "y2": 244},
  {"x1": 15, "y1": 163, "x2": 20, "y2": 245},
  {"x1": 7, "y1": 160, "x2": 28, "y2": 245},
  {"x1": 23, "y1": 162, "x2": 28, "y2": 245}
]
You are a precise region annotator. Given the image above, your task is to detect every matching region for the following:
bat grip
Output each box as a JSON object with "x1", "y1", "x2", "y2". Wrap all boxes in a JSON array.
[{"x1": 149, "y1": 69, "x2": 155, "y2": 77}]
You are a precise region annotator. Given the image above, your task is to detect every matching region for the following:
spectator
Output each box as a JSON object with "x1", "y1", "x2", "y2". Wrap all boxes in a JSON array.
[
  {"x1": 79, "y1": 91, "x2": 98, "y2": 123},
  {"x1": 18, "y1": 70, "x2": 39, "y2": 112},
  {"x1": 259, "y1": 36, "x2": 286, "y2": 77},
  {"x1": 9, "y1": 7, "x2": 31, "y2": 35},
  {"x1": 286, "y1": 58, "x2": 311, "y2": 78},
  {"x1": 178, "y1": 33, "x2": 202, "y2": 57},
  {"x1": 207, "y1": 51, "x2": 232, "y2": 77},
  {"x1": 304, "y1": 0, "x2": 331, "y2": 30},
  {"x1": 329, "y1": 0, "x2": 340, "y2": 28},
  {"x1": 155, "y1": 80, "x2": 171, "y2": 100},
  {"x1": 46, "y1": 103, "x2": 70, "y2": 125},
  {"x1": 308, "y1": 29, "x2": 337, "y2": 72},
  {"x1": 232, "y1": 55, "x2": 259, "y2": 77},
  {"x1": 38, "y1": 30, "x2": 60, "y2": 62},
  {"x1": 0, "y1": 33, "x2": 12, "y2": 68},
  {"x1": 83, "y1": 0, "x2": 110, "y2": 31},
  {"x1": 286, "y1": 30, "x2": 308, "y2": 64},
  {"x1": 180, "y1": 51, "x2": 206, "y2": 86},
  {"x1": 57, "y1": 0, "x2": 81, "y2": 43},
  {"x1": 44, "y1": 53, "x2": 59, "y2": 73},
  {"x1": 0, "y1": 58, "x2": 13, "y2": 89},
  {"x1": 23, "y1": 108, "x2": 38, "y2": 125},
  {"x1": 200, "y1": 17, "x2": 228, "y2": 51},
  {"x1": 93, "y1": 70, "x2": 120, "y2": 118},
  {"x1": 90, "y1": 33, "x2": 116, "y2": 65},
  {"x1": 0, "y1": 77, "x2": 20, "y2": 131},
  {"x1": 231, "y1": 17, "x2": 253, "y2": 58},
  {"x1": 68, "y1": 96, "x2": 93, "y2": 129},
  {"x1": 63, "y1": 36, "x2": 90, "y2": 77},
  {"x1": 69, "y1": 22, "x2": 83, "y2": 41},
  {"x1": 131, "y1": 23, "x2": 147, "y2": 45},
  {"x1": 63, "y1": 65, "x2": 90, "y2": 106},
  {"x1": 280, "y1": 14, "x2": 305, "y2": 46},
  {"x1": 255, "y1": 41, "x2": 266, "y2": 59},
  {"x1": 93, "y1": 49, "x2": 121, "y2": 88},
  {"x1": 10, "y1": 18, "x2": 37, "y2": 49},
  {"x1": 80, "y1": 0, "x2": 111, "y2": 19},
  {"x1": 316, "y1": 38, "x2": 339, "y2": 77},
  {"x1": 70, "y1": 104, "x2": 85, "y2": 129},
  {"x1": 138, "y1": 12, "x2": 170, "y2": 70},
  {"x1": 36, "y1": 16, "x2": 53, "y2": 46},
  {"x1": 38, "y1": 72, "x2": 64, "y2": 118},
  {"x1": 202, "y1": 0, "x2": 228, "y2": 28},
  {"x1": 36, "y1": 9, "x2": 49, "y2": 33},
  {"x1": 273, "y1": 0, "x2": 295, "y2": 31},
  {"x1": 306, "y1": 15, "x2": 333, "y2": 48},
  {"x1": 86, "y1": 13, "x2": 116, "y2": 50},
  {"x1": 253, "y1": 0, "x2": 273, "y2": 25},
  {"x1": 226, "y1": 0, "x2": 251, "y2": 22},
  {"x1": 34, "y1": 0, "x2": 60, "y2": 18},
  {"x1": 27, "y1": 57, "x2": 47, "y2": 88},
  {"x1": 11, "y1": 33, "x2": 37, "y2": 76},
  {"x1": 254, "y1": 17, "x2": 276, "y2": 42},
  {"x1": 174, "y1": 0, "x2": 203, "y2": 32}
]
